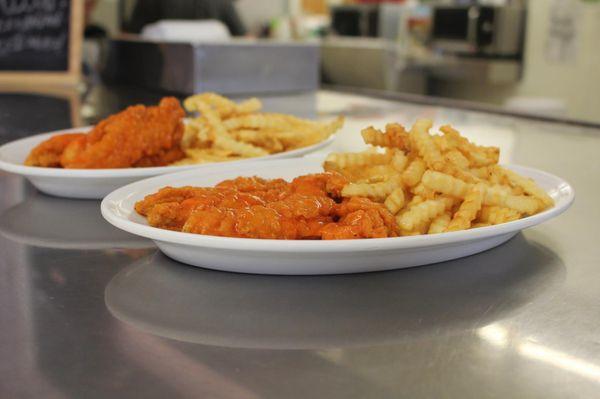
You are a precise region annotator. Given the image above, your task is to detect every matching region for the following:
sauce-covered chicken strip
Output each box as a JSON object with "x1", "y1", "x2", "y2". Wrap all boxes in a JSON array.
[{"x1": 135, "y1": 172, "x2": 398, "y2": 240}]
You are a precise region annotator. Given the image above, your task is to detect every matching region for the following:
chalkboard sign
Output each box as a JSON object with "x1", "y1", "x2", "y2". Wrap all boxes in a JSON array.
[{"x1": 0, "y1": 0, "x2": 83, "y2": 84}]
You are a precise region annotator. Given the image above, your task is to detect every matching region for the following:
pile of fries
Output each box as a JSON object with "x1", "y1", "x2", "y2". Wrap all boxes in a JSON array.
[
  {"x1": 174, "y1": 93, "x2": 344, "y2": 165},
  {"x1": 324, "y1": 119, "x2": 554, "y2": 235}
]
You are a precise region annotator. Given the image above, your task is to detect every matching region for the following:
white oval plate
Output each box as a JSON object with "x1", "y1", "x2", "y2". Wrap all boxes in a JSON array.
[
  {"x1": 0, "y1": 127, "x2": 335, "y2": 199},
  {"x1": 101, "y1": 158, "x2": 574, "y2": 275}
]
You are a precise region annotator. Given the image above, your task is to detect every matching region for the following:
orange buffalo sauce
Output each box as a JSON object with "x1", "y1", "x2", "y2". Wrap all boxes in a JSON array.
[{"x1": 135, "y1": 172, "x2": 398, "y2": 240}]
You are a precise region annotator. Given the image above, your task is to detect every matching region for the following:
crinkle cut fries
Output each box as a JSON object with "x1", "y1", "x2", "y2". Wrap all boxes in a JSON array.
[
  {"x1": 324, "y1": 119, "x2": 554, "y2": 236},
  {"x1": 178, "y1": 92, "x2": 344, "y2": 165}
]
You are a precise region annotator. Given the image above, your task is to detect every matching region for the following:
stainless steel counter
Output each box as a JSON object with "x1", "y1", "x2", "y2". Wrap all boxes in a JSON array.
[{"x1": 1, "y1": 87, "x2": 599, "y2": 399}]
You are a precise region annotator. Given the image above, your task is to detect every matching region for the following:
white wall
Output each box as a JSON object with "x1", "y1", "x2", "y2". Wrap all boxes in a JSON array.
[
  {"x1": 433, "y1": 1, "x2": 600, "y2": 123},
  {"x1": 235, "y1": 0, "x2": 287, "y2": 34},
  {"x1": 515, "y1": 1, "x2": 600, "y2": 121},
  {"x1": 90, "y1": 0, "x2": 120, "y2": 35}
]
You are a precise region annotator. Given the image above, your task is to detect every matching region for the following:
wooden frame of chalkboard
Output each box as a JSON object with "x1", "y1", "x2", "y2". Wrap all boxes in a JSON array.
[{"x1": 0, "y1": 0, "x2": 84, "y2": 85}]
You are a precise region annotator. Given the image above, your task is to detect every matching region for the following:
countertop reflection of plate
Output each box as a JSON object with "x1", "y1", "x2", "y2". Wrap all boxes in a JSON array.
[
  {"x1": 0, "y1": 127, "x2": 335, "y2": 199},
  {"x1": 0, "y1": 193, "x2": 152, "y2": 249},
  {"x1": 105, "y1": 237, "x2": 563, "y2": 350},
  {"x1": 102, "y1": 158, "x2": 574, "y2": 275}
]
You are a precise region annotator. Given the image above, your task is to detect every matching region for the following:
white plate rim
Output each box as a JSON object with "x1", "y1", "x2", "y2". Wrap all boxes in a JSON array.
[
  {"x1": 0, "y1": 127, "x2": 336, "y2": 178},
  {"x1": 100, "y1": 159, "x2": 575, "y2": 253}
]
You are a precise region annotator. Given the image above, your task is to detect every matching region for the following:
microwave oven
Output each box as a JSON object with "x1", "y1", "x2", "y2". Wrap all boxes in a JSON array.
[
  {"x1": 331, "y1": 4, "x2": 379, "y2": 37},
  {"x1": 431, "y1": 5, "x2": 526, "y2": 58}
]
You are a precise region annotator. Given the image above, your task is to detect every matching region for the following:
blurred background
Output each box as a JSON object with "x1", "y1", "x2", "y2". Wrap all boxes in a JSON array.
[
  {"x1": 0, "y1": 0, "x2": 594, "y2": 127},
  {"x1": 79, "y1": 0, "x2": 600, "y2": 124}
]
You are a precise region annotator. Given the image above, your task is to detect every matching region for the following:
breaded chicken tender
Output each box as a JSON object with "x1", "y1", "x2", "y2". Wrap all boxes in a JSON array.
[
  {"x1": 25, "y1": 97, "x2": 185, "y2": 169},
  {"x1": 24, "y1": 133, "x2": 86, "y2": 167}
]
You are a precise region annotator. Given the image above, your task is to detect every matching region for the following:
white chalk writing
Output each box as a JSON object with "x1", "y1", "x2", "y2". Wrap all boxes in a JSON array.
[
  {"x1": 0, "y1": 0, "x2": 68, "y2": 62},
  {"x1": 0, "y1": 0, "x2": 58, "y2": 17},
  {"x1": 0, "y1": 32, "x2": 66, "y2": 55},
  {"x1": 0, "y1": 10, "x2": 64, "y2": 32}
]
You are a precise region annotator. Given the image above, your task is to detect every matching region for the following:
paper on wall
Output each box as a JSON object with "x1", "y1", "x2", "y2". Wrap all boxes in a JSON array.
[{"x1": 545, "y1": 0, "x2": 581, "y2": 64}]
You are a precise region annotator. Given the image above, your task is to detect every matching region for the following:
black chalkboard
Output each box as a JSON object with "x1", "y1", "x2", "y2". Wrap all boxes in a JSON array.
[{"x1": 0, "y1": 0, "x2": 71, "y2": 71}]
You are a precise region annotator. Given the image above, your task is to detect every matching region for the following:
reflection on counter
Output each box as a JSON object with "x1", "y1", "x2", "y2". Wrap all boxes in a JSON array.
[
  {"x1": 0, "y1": 85, "x2": 82, "y2": 144},
  {"x1": 478, "y1": 323, "x2": 600, "y2": 383},
  {"x1": 0, "y1": 193, "x2": 152, "y2": 250},
  {"x1": 105, "y1": 234, "x2": 563, "y2": 349}
]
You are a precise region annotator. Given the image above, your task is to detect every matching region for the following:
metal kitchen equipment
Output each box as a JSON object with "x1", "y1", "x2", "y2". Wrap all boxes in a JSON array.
[
  {"x1": 330, "y1": 4, "x2": 379, "y2": 37},
  {"x1": 430, "y1": 5, "x2": 526, "y2": 58},
  {"x1": 103, "y1": 38, "x2": 319, "y2": 95}
]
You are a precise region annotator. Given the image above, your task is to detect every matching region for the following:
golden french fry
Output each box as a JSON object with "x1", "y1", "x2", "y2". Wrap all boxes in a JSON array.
[
  {"x1": 265, "y1": 130, "x2": 306, "y2": 147},
  {"x1": 478, "y1": 206, "x2": 521, "y2": 225},
  {"x1": 282, "y1": 117, "x2": 343, "y2": 150},
  {"x1": 432, "y1": 134, "x2": 454, "y2": 152},
  {"x1": 440, "y1": 163, "x2": 483, "y2": 183},
  {"x1": 440, "y1": 125, "x2": 499, "y2": 167},
  {"x1": 421, "y1": 170, "x2": 471, "y2": 198},
  {"x1": 319, "y1": 116, "x2": 344, "y2": 136},
  {"x1": 325, "y1": 150, "x2": 392, "y2": 169},
  {"x1": 171, "y1": 148, "x2": 242, "y2": 165},
  {"x1": 196, "y1": 101, "x2": 229, "y2": 138},
  {"x1": 230, "y1": 129, "x2": 262, "y2": 142},
  {"x1": 384, "y1": 187, "x2": 406, "y2": 214},
  {"x1": 223, "y1": 114, "x2": 290, "y2": 130},
  {"x1": 428, "y1": 213, "x2": 451, "y2": 234},
  {"x1": 399, "y1": 228, "x2": 424, "y2": 236},
  {"x1": 356, "y1": 165, "x2": 398, "y2": 183},
  {"x1": 412, "y1": 183, "x2": 436, "y2": 200},
  {"x1": 495, "y1": 166, "x2": 554, "y2": 209},
  {"x1": 391, "y1": 150, "x2": 409, "y2": 173},
  {"x1": 438, "y1": 195, "x2": 460, "y2": 211},
  {"x1": 409, "y1": 119, "x2": 445, "y2": 171},
  {"x1": 470, "y1": 166, "x2": 494, "y2": 179},
  {"x1": 482, "y1": 185, "x2": 539, "y2": 215},
  {"x1": 361, "y1": 123, "x2": 409, "y2": 149},
  {"x1": 184, "y1": 92, "x2": 237, "y2": 117},
  {"x1": 181, "y1": 122, "x2": 199, "y2": 149},
  {"x1": 402, "y1": 158, "x2": 427, "y2": 187},
  {"x1": 185, "y1": 117, "x2": 213, "y2": 147},
  {"x1": 406, "y1": 195, "x2": 425, "y2": 208},
  {"x1": 341, "y1": 177, "x2": 400, "y2": 200},
  {"x1": 257, "y1": 136, "x2": 284, "y2": 153},
  {"x1": 444, "y1": 150, "x2": 470, "y2": 170},
  {"x1": 323, "y1": 162, "x2": 368, "y2": 182},
  {"x1": 214, "y1": 135, "x2": 269, "y2": 158},
  {"x1": 397, "y1": 198, "x2": 447, "y2": 231},
  {"x1": 235, "y1": 98, "x2": 262, "y2": 114},
  {"x1": 511, "y1": 185, "x2": 525, "y2": 195},
  {"x1": 446, "y1": 184, "x2": 485, "y2": 232}
]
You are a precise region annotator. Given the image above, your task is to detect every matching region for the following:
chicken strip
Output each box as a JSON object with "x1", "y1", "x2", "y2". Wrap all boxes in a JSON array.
[
  {"x1": 24, "y1": 133, "x2": 86, "y2": 167},
  {"x1": 135, "y1": 172, "x2": 398, "y2": 240},
  {"x1": 25, "y1": 97, "x2": 185, "y2": 169},
  {"x1": 321, "y1": 197, "x2": 398, "y2": 239},
  {"x1": 60, "y1": 97, "x2": 185, "y2": 168}
]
